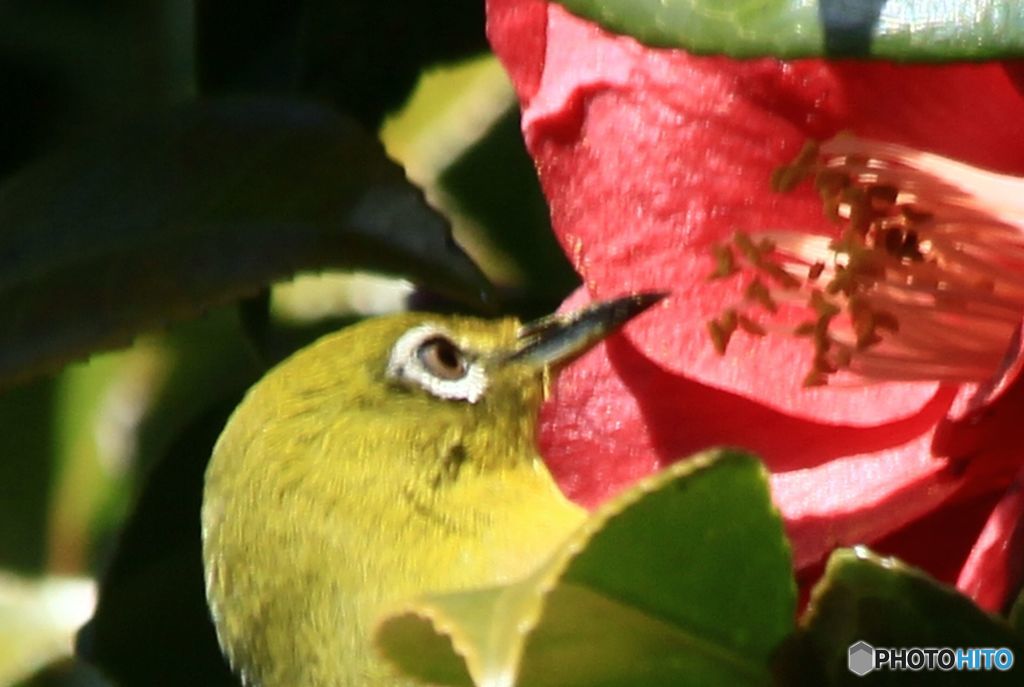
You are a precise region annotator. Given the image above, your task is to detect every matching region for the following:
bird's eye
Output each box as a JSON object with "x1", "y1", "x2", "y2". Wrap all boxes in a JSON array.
[
  {"x1": 387, "y1": 325, "x2": 487, "y2": 402},
  {"x1": 416, "y1": 336, "x2": 468, "y2": 381}
]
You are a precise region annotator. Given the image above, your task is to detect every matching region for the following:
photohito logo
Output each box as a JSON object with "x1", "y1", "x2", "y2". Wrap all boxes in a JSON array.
[{"x1": 848, "y1": 641, "x2": 1015, "y2": 675}]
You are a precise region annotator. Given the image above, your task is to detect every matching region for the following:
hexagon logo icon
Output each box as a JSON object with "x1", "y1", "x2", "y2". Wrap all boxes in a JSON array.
[{"x1": 848, "y1": 641, "x2": 875, "y2": 676}]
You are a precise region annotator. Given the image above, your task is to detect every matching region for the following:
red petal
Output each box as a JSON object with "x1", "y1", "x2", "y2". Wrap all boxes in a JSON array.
[
  {"x1": 542, "y1": 291, "x2": 964, "y2": 569},
  {"x1": 872, "y1": 490, "x2": 1001, "y2": 587},
  {"x1": 489, "y1": 0, "x2": 1024, "y2": 425},
  {"x1": 485, "y1": 0, "x2": 547, "y2": 102},
  {"x1": 490, "y1": 0, "x2": 1024, "y2": 571},
  {"x1": 956, "y1": 466, "x2": 1024, "y2": 612}
]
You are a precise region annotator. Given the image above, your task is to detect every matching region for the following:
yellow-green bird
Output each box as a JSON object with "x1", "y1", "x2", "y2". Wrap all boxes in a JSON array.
[{"x1": 201, "y1": 293, "x2": 663, "y2": 686}]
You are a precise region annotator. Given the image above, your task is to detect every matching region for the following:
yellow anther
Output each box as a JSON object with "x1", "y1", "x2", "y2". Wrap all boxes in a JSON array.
[
  {"x1": 812, "y1": 317, "x2": 832, "y2": 354},
  {"x1": 834, "y1": 346, "x2": 853, "y2": 368},
  {"x1": 763, "y1": 262, "x2": 801, "y2": 290},
  {"x1": 771, "y1": 140, "x2": 819, "y2": 192},
  {"x1": 709, "y1": 243, "x2": 738, "y2": 279},
  {"x1": 733, "y1": 232, "x2": 763, "y2": 266},
  {"x1": 737, "y1": 315, "x2": 766, "y2": 336},
  {"x1": 813, "y1": 352, "x2": 837, "y2": 374},
  {"x1": 802, "y1": 369, "x2": 829, "y2": 387},
  {"x1": 723, "y1": 133, "x2": 1024, "y2": 387},
  {"x1": 809, "y1": 290, "x2": 840, "y2": 319},
  {"x1": 744, "y1": 278, "x2": 778, "y2": 313},
  {"x1": 840, "y1": 186, "x2": 871, "y2": 235},
  {"x1": 793, "y1": 321, "x2": 817, "y2": 337},
  {"x1": 873, "y1": 310, "x2": 899, "y2": 333},
  {"x1": 708, "y1": 309, "x2": 739, "y2": 355},
  {"x1": 867, "y1": 185, "x2": 899, "y2": 213},
  {"x1": 815, "y1": 168, "x2": 848, "y2": 198}
]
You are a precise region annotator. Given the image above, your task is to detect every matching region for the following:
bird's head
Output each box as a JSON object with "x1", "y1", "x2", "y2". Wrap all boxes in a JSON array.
[
  {"x1": 201, "y1": 293, "x2": 664, "y2": 686},
  {"x1": 218, "y1": 293, "x2": 666, "y2": 478}
]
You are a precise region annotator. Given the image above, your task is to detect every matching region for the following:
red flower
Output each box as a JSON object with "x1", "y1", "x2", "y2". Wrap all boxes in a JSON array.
[{"x1": 487, "y1": 0, "x2": 1024, "y2": 609}]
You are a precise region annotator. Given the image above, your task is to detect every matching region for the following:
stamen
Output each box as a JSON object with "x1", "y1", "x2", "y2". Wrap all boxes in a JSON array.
[{"x1": 708, "y1": 135, "x2": 1024, "y2": 386}]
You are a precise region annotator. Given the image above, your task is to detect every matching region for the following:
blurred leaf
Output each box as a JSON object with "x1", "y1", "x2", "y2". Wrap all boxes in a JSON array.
[
  {"x1": 1011, "y1": 586, "x2": 1024, "y2": 634},
  {"x1": 0, "y1": 1, "x2": 195, "y2": 157},
  {"x1": 775, "y1": 547, "x2": 1024, "y2": 686},
  {"x1": 439, "y1": 107, "x2": 579, "y2": 319},
  {"x1": 53, "y1": 310, "x2": 263, "y2": 683},
  {"x1": 195, "y1": 0, "x2": 303, "y2": 94},
  {"x1": 377, "y1": 450, "x2": 794, "y2": 686},
  {"x1": 0, "y1": 96, "x2": 490, "y2": 390},
  {"x1": 296, "y1": 0, "x2": 488, "y2": 128},
  {"x1": 381, "y1": 55, "x2": 579, "y2": 319},
  {"x1": 77, "y1": 401, "x2": 241, "y2": 687},
  {"x1": 240, "y1": 271, "x2": 415, "y2": 367},
  {"x1": 120, "y1": 309, "x2": 261, "y2": 480},
  {"x1": 0, "y1": 574, "x2": 96, "y2": 685},
  {"x1": 45, "y1": 306, "x2": 262, "y2": 579},
  {"x1": 0, "y1": 379, "x2": 56, "y2": 572},
  {"x1": 554, "y1": 0, "x2": 1024, "y2": 60},
  {"x1": 16, "y1": 656, "x2": 111, "y2": 687},
  {"x1": 0, "y1": 50, "x2": 70, "y2": 179}
]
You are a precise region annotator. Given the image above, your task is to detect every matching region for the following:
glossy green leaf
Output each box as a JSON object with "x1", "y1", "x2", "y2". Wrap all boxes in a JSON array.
[
  {"x1": 554, "y1": 0, "x2": 1024, "y2": 60},
  {"x1": 0, "y1": 96, "x2": 490, "y2": 389},
  {"x1": 776, "y1": 547, "x2": 1024, "y2": 686},
  {"x1": 377, "y1": 450, "x2": 794, "y2": 686},
  {"x1": 1010, "y1": 585, "x2": 1024, "y2": 634}
]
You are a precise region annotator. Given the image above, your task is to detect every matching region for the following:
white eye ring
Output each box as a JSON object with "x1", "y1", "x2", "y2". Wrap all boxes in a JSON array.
[{"x1": 386, "y1": 325, "x2": 488, "y2": 403}]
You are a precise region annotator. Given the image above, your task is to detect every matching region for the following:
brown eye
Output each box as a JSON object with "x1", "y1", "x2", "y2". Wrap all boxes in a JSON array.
[{"x1": 416, "y1": 336, "x2": 468, "y2": 381}]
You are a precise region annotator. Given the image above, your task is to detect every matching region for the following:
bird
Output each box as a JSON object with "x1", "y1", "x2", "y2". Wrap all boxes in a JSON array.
[{"x1": 201, "y1": 293, "x2": 664, "y2": 686}]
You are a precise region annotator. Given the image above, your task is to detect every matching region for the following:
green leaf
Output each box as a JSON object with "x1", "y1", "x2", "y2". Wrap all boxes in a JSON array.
[
  {"x1": 1010, "y1": 585, "x2": 1024, "y2": 634},
  {"x1": 438, "y1": 107, "x2": 579, "y2": 319},
  {"x1": 0, "y1": 1, "x2": 196, "y2": 177},
  {"x1": 0, "y1": 96, "x2": 490, "y2": 389},
  {"x1": 776, "y1": 547, "x2": 1024, "y2": 686},
  {"x1": 380, "y1": 54, "x2": 578, "y2": 320},
  {"x1": 553, "y1": 0, "x2": 1024, "y2": 61},
  {"x1": 295, "y1": 0, "x2": 488, "y2": 128},
  {"x1": 0, "y1": 379, "x2": 55, "y2": 571},
  {"x1": 77, "y1": 401, "x2": 241, "y2": 687},
  {"x1": 195, "y1": 0, "x2": 304, "y2": 96},
  {"x1": 377, "y1": 450, "x2": 795, "y2": 686},
  {"x1": 17, "y1": 656, "x2": 112, "y2": 687}
]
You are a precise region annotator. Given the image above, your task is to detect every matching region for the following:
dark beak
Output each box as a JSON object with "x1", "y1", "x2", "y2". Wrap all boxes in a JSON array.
[{"x1": 507, "y1": 292, "x2": 667, "y2": 369}]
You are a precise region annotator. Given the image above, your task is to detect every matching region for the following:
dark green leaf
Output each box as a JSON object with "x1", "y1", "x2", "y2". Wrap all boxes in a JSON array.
[
  {"x1": 0, "y1": 51, "x2": 69, "y2": 180},
  {"x1": 554, "y1": 0, "x2": 1024, "y2": 60},
  {"x1": 77, "y1": 400, "x2": 241, "y2": 687},
  {"x1": 17, "y1": 657, "x2": 112, "y2": 687},
  {"x1": 0, "y1": 378, "x2": 56, "y2": 571},
  {"x1": 776, "y1": 547, "x2": 1024, "y2": 686},
  {"x1": 439, "y1": 107, "x2": 579, "y2": 320},
  {"x1": 196, "y1": 0, "x2": 304, "y2": 95},
  {"x1": 0, "y1": 0, "x2": 195, "y2": 176},
  {"x1": 1008, "y1": 584, "x2": 1024, "y2": 635},
  {"x1": 378, "y1": 450, "x2": 795, "y2": 686},
  {"x1": 0, "y1": 96, "x2": 490, "y2": 389},
  {"x1": 295, "y1": 0, "x2": 488, "y2": 128}
]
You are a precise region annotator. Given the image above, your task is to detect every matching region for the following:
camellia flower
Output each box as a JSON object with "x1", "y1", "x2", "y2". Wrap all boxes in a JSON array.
[{"x1": 486, "y1": 0, "x2": 1024, "y2": 609}]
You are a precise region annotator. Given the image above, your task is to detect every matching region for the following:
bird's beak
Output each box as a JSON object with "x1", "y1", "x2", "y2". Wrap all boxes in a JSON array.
[{"x1": 506, "y1": 292, "x2": 667, "y2": 370}]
